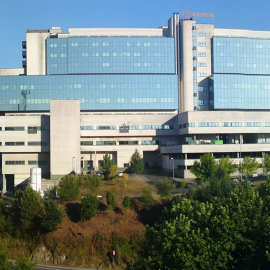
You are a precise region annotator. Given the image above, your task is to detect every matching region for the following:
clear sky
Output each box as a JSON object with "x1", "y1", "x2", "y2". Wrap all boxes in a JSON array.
[{"x1": 0, "y1": 0, "x2": 269, "y2": 68}]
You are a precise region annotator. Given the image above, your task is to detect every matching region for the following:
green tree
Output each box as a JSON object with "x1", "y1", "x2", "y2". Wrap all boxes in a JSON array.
[
  {"x1": 58, "y1": 175, "x2": 80, "y2": 201},
  {"x1": 130, "y1": 149, "x2": 144, "y2": 173},
  {"x1": 191, "y1": 153, "x2": 216, "y2": 181},
  {"x1": 12, "y1": 186, "x2": 42, "y2": 235},
  {"x1": 156, "y1": 177, "x2": 176, "y2": 197},
  {"x1": 131, "y1": 185, "x2": 270, "y2": 270},
  {"x1": 82, "y1": 175, "x2": 102, "y2": 193},
  {"x1": 0, "y1": 243, "x2": 12, "y2": 270},
  {"x1": 263, "y1": 153, "x2": 270, "y2": 176},
  {"x1": 192, "y1": 177, "x2": 235, "y2": 203},
  {"x1": 122, "y1": 196, "x2": 131, "y2": 210},
  {"x1": 80, "y1": 193, "x2": 100, "y2": 221},
  {"x1": 40, "y1": 200, "x2": 63, "y2": 233},
  {"x1": 241, "y1": 156, "x2": 260, "y2": 181},
  {"x1": 108, "y1": 164, "x2": 118, "y2": 180},
  {"x1": 100, "y1": 154, "x2": 115, "y2": 180},
  {"x1": 14, "y1": 255, "x2": 36, "y2": 270},
  {"x1": 215, "y1": 156, "x2": 237, "y2": 181},
  {"x1": 106, "y1": 191, "x2": 116, "y2": 210}
]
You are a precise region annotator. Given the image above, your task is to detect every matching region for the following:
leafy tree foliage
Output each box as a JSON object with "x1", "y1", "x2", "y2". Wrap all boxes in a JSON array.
[
  {"x1": 156, "y1": 177, "x2": 176, "y2": 197},
  {"x1": 263, "y1": 153, "x2": 270, "y2": 174},
  {"x1": 122, "y1": 196, "x2": 131, "y2": 210},
  {"x1": 241, "y1": 156, "x2": 260, "y2": 181},
  {"x1": 191, "y1": 153, "x2": 216, "y2": 181},
  {"x1": 106, "y1": 191, "x2": 116, "y2": 210},
  {"x1": 192, "y1": 177, "x2": 234, "y2": 203},
  {"x1": 40, "y1": 200, "x2": 63, "y2": 233},
  {"x1": 82, "y1": 175, "x2": 102, "y2": 193},
  {"x1": 80, "y1": 193, "x2": 100, "y2": 221},
  {"x1": 132, "y1": 184, "x2": 270, "y2": 270},
  {"x1": 58, "y1": 175, "x2": 80, "y2": 201},
  {"x1": 215, "y1": 156, "x2": 237, "y2": 180},
  {"x1": 129, "y1": 149, "x2": 144, "y2": 173},
  {"x1": 12, "y1": 186, "x2": 42, "y2": 235},
  {"x1": 101, "y1": 154, "x2": 117, "y2": 180}
]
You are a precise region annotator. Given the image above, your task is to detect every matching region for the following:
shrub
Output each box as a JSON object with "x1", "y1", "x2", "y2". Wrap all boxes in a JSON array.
[
  {"x1": 40, "y1": 200, "x2": 63, "y2": 233},
  {"x1": 122, "y1": 196, "x2": 131, "y2": 210},
  {"x1": 180, "y1": 180, "x2": 187, "y2": 189},
  {"x1": 81, "y1": 193, "x2": 100, "y2": 221},
  {"x1": 14, "y1": 255, "x2": 36, "y2": 270},
  {"x1": 142, "y1": 188, "x2": 154, "y2": 206},
  {"x1": 82, "y1": 175, "x2": 102, "y2": 193},
  {"x1": 156, "y1": 177, "x2": 176, "y2": 197},
  {"x1": 0, "y1": 243, "x2": 12, "y2": 270},
  {"x1": 58, "y1": 175, "x2": 80, "y2": 201},
  {"x1": 106, "y1": 191, "x2": 116, "y2": 210}
]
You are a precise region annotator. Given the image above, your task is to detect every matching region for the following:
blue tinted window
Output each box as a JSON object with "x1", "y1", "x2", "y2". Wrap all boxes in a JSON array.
[
  {"x1": 0, "y1": 74, "x2": 178, "y2": 111},
  {"x1": 214, "y1": 74, "x2": 270, "y2": 110},
  {"x1": 47, "y1": 37, "x2": 175, "y2": 75},
  {"x1": 213, "y1": 37, "x2": 270, "y2": 75}
]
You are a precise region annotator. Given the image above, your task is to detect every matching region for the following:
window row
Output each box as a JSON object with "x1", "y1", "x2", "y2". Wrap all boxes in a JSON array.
[
  {"x1": 0, "y1": 126, "x2": 47, "y2": 132},
  {"x1": 4, "y1": 141, "x2": 48, "y2": 146},
  {"x1": 5, "y1": 160, "x2": 48, "y2": 165},
  {"x1": 80, "y1": 140, "x2": 160, "y2": 146},
  {"x1": 81, "y1": 125, "x2": 174, "y2": 131},
  {"x1": 179, "y1": 122, "x2": 270, "y2": 128}
]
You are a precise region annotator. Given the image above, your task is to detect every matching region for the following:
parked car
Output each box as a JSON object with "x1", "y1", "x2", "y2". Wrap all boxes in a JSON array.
[
  {"x1": 118, "y1": 171, "x2": 123, "y2": 176},
  {"x1": 96, "y1": 171, "x2": 103, "y2": 176},
  {"x1": 251, "y1": 173, "x2": 258, "y2": 178}
]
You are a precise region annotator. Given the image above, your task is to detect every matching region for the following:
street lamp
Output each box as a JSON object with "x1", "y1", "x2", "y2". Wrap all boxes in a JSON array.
[{"x1": 170, "y1": 157, "x2": 174, "y2": 179}]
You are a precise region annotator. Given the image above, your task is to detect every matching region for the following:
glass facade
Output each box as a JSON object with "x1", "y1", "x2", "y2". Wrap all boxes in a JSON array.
[
  {"x1": 213, "y1": 36, "x2": 270, "y2": 110},
  {"x1": 0, "y1": 74, "x2": 178, "y2": 111},
  {"x1": 213, "y1": 37, "x2": 270, "y2": 74},
  {"x1": 47, "y1": 37, "x2": 175, "y2": 75},
  {"x1": 214, "y1": 74, "x2": 270, "y2": 109}
]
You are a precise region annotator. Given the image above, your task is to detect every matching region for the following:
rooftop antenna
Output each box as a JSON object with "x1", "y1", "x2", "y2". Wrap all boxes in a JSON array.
[{"x1": 21, "y1": 89, "x2": 30, "y2": 111}]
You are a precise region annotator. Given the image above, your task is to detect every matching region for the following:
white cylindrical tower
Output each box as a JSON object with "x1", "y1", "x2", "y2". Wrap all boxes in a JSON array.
[{"x1": 30, "y1": 167, "x2": 42, "y2": 193}]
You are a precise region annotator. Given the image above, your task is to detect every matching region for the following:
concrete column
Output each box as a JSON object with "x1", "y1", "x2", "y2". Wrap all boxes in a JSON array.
[
  {"x1": 94, "y1": 151, "x2": 97, "y2": 170},
  {"x1": 2, "y1": 174, "x2": 6, "y2": 192},
  {"x1": 50, "y1": 100, "x2": 81, "y2": 178}
]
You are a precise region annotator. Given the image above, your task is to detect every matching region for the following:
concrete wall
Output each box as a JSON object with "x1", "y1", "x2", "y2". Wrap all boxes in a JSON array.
[
  {"x1": 50, "y1": 100, "x2": 81, "y2": 178},
  {"x1": 180, "y1": 20, "x2": 194, "y2": 112},
  {"x1": 0, "y1": 68, "x2": 24, "y2": 76},
  {"x1": 214, "y1": 28, "x2": 270, "y2": 38},
  {"x1": 26, "y1": 31, "x2": 50, "y2": 75},
  {"x1": 67, "y1": 28, "x2": 164, "y2": 37},
  {"x1": 196, "y1": 23, "x2": 214, "y2": 111}
]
